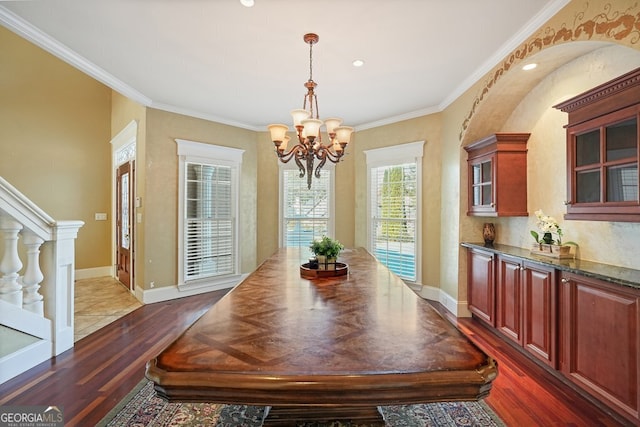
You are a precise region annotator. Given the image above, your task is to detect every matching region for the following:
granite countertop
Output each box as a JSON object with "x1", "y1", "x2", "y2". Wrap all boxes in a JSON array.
[{"x1": 461, "y1": 242, "x2": 640, "y2": 291}]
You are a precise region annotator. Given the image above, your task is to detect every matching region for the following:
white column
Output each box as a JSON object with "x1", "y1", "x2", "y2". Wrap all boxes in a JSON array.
[
  {"x1": 21, "y1": 231, "x2": 45, "y2": 315},
  {"x1": 0, "y1": 216, "x2": 24, "y2": 306},
  {"x1": 41, "y1": 220, "x2": 84, "y2": 356}
]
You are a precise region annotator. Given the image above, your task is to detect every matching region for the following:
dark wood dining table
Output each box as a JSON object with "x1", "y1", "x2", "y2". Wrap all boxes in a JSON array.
[{"x1": 146, "y1": 248, "x2": 497, "y2": 425}]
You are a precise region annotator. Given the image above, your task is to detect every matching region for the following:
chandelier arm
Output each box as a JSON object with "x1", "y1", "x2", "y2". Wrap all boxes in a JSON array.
[
  {"x1": 277, "y1": 144, "x2": 305, "y2": 164},
  {"x1": 317, "y1": 146, "x2": 344, "y2": 164}
]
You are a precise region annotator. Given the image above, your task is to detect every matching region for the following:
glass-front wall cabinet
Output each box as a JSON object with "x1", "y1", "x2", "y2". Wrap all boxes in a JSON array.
[
  {"x1": 465, "y1": 133, "x2": 529, "y2": 217},
  {"x1": 555, "y1": 67, "x2": 640, "y2": 222},
  {"x1": 471, "y1": 159, "x2": 493, "y2": 208}
]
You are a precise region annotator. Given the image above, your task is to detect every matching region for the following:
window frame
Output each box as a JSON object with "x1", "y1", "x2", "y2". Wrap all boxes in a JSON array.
[
  {"x1": 279, "y1": 162, "x2": 335, "y2": 249},
  {"x1": 176, "y1": 139, "x2": 245, "y2": 290},
  {"x1": 364, "y1": 141, "x2": 424, "y2": 284}
]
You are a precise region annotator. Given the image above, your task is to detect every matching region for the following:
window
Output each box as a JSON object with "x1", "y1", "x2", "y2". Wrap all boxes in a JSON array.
[
  {"x1": 177, "y1": 139, "x2": 244, "y2": 289},
  {"x1": 365, "y1": 141, "x2": 424, "y2": 282},
  {"x1": 280, "y1": 166, "x2": 334, "y2": 249}
]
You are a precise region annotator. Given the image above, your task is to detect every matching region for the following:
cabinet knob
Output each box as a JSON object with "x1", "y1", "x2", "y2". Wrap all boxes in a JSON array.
[
  {"x1": 561, "y1": 278, "x2": 569, "y2": 283},
  {"x1": 490, "y1": 202, "x2": 495, "y2": 207},
  {"x1": 563, "y1": 200, "x2": 572, "y2": 206}
]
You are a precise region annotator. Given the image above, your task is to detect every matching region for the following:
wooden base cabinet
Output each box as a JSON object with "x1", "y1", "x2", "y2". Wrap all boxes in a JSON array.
[
  {"x1": 467, "y1": 248, "x2": 495, "y2": 326},
  {"x1": 496, "y1": 255, "x2": 523, "y2": 345},
  {"x1": 560, "y1": 272, "x2": 639, "y2": 424},
  {"x1": 495, "y1": 256, "x2": 558, "y2": 367},
  {"x1": 522, "y1": 262, "x2": 557, "y2": 368}
]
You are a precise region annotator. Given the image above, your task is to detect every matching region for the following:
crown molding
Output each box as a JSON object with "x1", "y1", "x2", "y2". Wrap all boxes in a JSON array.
[
  {"x1": 439, "y1": 0, "x2": 571, "y2": 110},
  {"x1": 0, "y1": 5, "x2": 152, "y2": 107}
]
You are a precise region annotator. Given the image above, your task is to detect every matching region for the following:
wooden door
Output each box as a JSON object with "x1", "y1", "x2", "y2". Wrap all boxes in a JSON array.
[
  {"x1": 496, "y1": 255, "x2": 523, "y2": 345},
  {"x1": 116, "y1": 162, "x2": 133, "y2": 289},
  {"x1": 467, "y1": 248, "x2": 495, "y2": 326},
  {"x1": 522, "y1": 262, "x2": 557, "y2": 368}
]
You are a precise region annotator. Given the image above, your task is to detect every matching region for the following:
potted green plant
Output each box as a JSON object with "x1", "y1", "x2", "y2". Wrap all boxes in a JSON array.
[{"x1": 309, "y1": 236, "x2": 344, "y2": 270}]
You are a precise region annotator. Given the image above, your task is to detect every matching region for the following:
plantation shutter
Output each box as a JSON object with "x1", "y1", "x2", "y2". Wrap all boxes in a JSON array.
[
  {"x1": 282, "y1": 169, "x2": 331, "y2": 248},
  {"x1": 184, "y1": 162, "x2": 234, "y2": 282},
  {"x1": 370, "y1": 163, "x2": 417, "y2": 281}
]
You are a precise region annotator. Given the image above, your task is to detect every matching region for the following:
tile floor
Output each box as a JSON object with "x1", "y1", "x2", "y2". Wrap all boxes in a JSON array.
[{"x1": 74, "y1": 277, "x2": 142, "y2": 342}]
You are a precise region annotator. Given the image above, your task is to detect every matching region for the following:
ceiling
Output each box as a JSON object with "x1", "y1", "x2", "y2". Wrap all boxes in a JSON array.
[{"x1": 0, "y1": 0, "x2": 570, "y2": 131}]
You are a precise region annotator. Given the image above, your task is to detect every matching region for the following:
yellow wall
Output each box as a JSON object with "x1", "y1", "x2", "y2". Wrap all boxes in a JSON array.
[
  {"x1": 353, "y1": 115, "x2": 442, "y2": 288},
  {"x1": 0, "y1": 26, "x2": 112, "y2": 270},
  {"x1": 142, "y1": 108, "x2": 257, "y2": 289},
  {"x1": 111, "y1": 92, "x2": 147, "y2": 287}
]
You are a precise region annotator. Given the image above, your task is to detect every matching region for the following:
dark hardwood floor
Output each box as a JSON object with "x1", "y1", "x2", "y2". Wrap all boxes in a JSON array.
[
  {"x1": 0, "y1": 289, "x2": 228, "y2": 426},
  {"x1": 0, "y1": 289, "x2": 631, "y2": 426}
]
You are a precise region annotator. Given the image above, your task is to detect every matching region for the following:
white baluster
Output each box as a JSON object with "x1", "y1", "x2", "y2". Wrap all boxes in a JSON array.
[
  {"x1": 0, "y1": 216, "x2": 24, "y2": 306},
  {"x1": 21, "y1": 231, "x2": 45, "y2": 315}
]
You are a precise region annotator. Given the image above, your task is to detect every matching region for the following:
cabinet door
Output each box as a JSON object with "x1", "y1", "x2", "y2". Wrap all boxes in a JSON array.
[
  {"x1": 469, "y1": 156, "x2": 495, "y2": 215},
  {"x1": 467, "y1": 249, "x2": 495, "y2": 326},
  {"x1": 560, "y1": 272, "x2": 639, "y2": 422},
  {"x1": 522, "y1": 262, "x2": 557, "y2": 368},
  {"x1": 496, "y1": 256, "x2": 522, "y2": 345}
]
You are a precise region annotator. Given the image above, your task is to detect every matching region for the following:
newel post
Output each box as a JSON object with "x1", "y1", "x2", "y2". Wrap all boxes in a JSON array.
[
  {"x1": 0, "y1": 216, "x2": 24, "y2": 306},
  {"x1": 40, "y1": 220, "x2": 84, "y2": 356}
]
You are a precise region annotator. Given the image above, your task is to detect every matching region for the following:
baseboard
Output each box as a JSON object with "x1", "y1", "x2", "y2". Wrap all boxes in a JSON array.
[
  {"x1": 0, "y1": 340, "x2": 51, "y2": 385},
  {"x1": 413, "y1": 285, "x2": 471, "y2": 318},
  {"x1": 439, "y1": 290, "x2": 472, "y2": 318},
  {"x1": 75, "y1": 266, "x2": 113, "y2": 280},
  {"x1": 136, "y1": 274, "x2": 248, "y2": 304}
]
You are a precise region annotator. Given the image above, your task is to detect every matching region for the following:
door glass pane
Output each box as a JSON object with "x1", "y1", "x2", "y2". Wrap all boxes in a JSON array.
[
  {"x1": 473, "y1": 186, "x2": 481, "y2": 206},
  {"x1": 576, "y1": 130, "x2": 600, "y2": 167},
  {"x1": 606, "y1": 118, "x2": 637, "y2": 162},
  {"x1": 607, "y1": 163, "x2": 638, "y2": 202},
  {"x1": 481, "y1": 183, "x2": 492, "y2": 206},
  {"x1": 120, "y1": 172, "x2": 129, "y2": 249},
  {"x1": 576, "y1": 170, "x2": 600, "y2": 203},
  {"x1": 481, "y1": 161, "x2": 492, "y2": 183},
  {"x1": 472, "y1": 164, "x2": 481, "y2": 185}
]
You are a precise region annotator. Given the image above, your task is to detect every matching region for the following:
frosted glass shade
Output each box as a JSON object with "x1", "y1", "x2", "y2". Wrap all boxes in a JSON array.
[
  {"x1": 301, "y1": 118, "x2": 323, "y2": 139},
  {"x1": 291, "y1": 109, "x2": 311, "y2": 127},
  {"x1": 268, "y1": 124, "x2": 289, "y2": 142},
  {"x1": 334, "y1": 126, "x2": 354, "y2": 144},
  {"x1": 323, "y1": 117, "x2": 343, "y2": 135}
]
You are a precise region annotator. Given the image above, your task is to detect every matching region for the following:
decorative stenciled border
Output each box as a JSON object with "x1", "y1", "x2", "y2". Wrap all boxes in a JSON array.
[{"x1": 460, "y1": 2, "x2": 640, "y2": 140}]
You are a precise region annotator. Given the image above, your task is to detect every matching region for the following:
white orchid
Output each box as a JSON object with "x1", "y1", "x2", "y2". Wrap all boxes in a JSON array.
[{"x1": 532, "y1": 209, "x2": 563, "y2": 244}]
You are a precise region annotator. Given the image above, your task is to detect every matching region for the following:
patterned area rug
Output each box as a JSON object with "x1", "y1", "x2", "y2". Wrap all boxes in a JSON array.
[{"x1": 98, "y1": 380, "x2": 505, "y2": 427}]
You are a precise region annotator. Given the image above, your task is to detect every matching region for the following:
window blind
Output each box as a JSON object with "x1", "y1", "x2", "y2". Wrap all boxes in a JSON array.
[
  {"x1": 185, "y1": 162, "x2": 234, "y2": 281},
  {"x1": 282, "y1": 169, "x2": 331, "y2": 248},
  {"x1": 370, "y1": 163, "x2": 417, "y2": 281}
]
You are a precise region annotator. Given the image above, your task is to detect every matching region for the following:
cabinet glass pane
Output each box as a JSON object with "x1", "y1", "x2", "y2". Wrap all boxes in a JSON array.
[
  {"x1": 576, "y1": 130, "x2": 600, "y2": 167},
  {"x1": 606, "y1": 163, "x2": 638, "y2": 202},
  {"x1": 606, "y1": 118, "x2": 637, "y2": 162},
  {"x1": 482, "y1": 183, "x2": 492, "y2": 206},
  {"x1": 576, "y1": 170, "x2": 600, "y2": 203},
  {"x1": 473, "y1": 186, "x2": 481, "y2": 206},
  {"x1": 472, "y1": 164, "x2": 481, "y2": 185},
  {"x1": 481, "y1": 161, "x2": 492, "y2": 183}
]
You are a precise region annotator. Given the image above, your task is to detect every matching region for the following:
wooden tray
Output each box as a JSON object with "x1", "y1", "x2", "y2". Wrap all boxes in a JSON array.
[
  {"x1": 530, "y1": 244, "x2": 574, "y2": 259},
  {"x1": 300, "y1": 262, "x2": 349, "y2": 279}
]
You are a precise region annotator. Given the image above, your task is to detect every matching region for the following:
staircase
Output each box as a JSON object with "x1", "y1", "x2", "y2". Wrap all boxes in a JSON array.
[{"x1": 0, "y1": 176, "x2": 83, "y2": 384}]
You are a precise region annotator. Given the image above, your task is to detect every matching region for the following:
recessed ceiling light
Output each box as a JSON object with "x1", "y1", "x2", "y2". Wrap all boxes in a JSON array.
[
  {"x1": 240, "y1": 0, "x2": 254, "y2": 7},
  {"x1": 352, "y1": 59, "x2": 364, "y2": 67},
  {"x1": 522, "y1": 63, "x2": 537, "y2": 71}
]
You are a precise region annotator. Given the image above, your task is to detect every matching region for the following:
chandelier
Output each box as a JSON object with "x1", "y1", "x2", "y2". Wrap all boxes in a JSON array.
[{"x1": 268, "y1": 33, "x2": 354, "y2": 189}]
